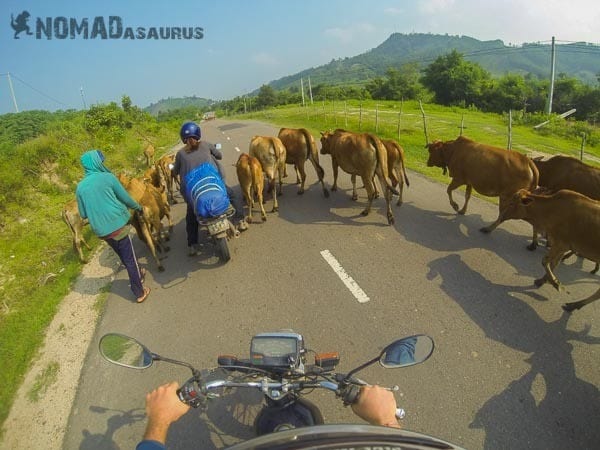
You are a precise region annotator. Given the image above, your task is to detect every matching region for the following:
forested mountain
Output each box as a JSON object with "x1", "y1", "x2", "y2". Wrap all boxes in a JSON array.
[
  {"x1": 269, "y1": 33, "x2": 600, "y2": 91},
  {"x1": 144, "y1": 96, "x2": 214, "y2": 115}
]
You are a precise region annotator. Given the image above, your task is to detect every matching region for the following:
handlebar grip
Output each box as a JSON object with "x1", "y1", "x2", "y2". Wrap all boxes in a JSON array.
[
  {"x1": 341, "y1": 384, "x2": 361, "y2": 405},
  {"x1": 176, "y1": 382, "x2": 204, "y2": 408}
]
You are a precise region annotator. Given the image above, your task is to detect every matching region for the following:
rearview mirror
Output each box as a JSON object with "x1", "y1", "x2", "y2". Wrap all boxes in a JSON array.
[
  {"x1": 99, "y1": 333, "x2": 153, "y2": 369},
  {"x1": 380, "y1": 335, "x2": 434, "y2": 368},
  {"x1": 215, "y1": 143, "x2": 222, "y2": 150}
]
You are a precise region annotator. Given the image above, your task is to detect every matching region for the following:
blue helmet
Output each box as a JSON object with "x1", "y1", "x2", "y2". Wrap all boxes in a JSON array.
[{"x1": 180, "y1": 122, "x2": 201, "y2": 142}]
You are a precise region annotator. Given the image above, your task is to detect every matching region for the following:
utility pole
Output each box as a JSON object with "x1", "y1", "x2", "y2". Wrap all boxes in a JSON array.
[
  {"x1": 7, "y1": 72, "x2": 19, "y2": 112},
  {"x1": 300, "y1": 77, "x2": 305, "y2": 107},
  {"x1": 308, "y1": 76, "x2": 313, "y2": 105},
  {"x1": 80, "y1": 86, "x2": 87, "y2": 109},
  {"x1": 546, "y1": 36, "x2": 556, "y2": 114}
]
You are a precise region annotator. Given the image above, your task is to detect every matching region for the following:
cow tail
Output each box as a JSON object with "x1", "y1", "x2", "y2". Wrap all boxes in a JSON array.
[
  {"x1": 61, "y1": 209, "x2": 75, "y2": 235},
  {"x1": 301, "y1": 128, "x2": 325, "y2": 180},
  {"x1": 369, "y1": 134, "x2": 400, "y2": 196},
  {"x1": 398, "y1": 144, "x2": 410, "y2": 188},
  {"x1": 528, "y1": 157, "x2": 540, "y2": 191}
]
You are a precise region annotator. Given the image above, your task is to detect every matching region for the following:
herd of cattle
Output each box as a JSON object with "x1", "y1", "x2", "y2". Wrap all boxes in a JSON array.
[{"x1": 62, "y1": 128, "x2": 600, "y2": 312}]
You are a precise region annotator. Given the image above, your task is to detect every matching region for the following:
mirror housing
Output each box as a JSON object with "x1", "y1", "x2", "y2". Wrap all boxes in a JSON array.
[
  {"x1": 215, "y1": 143, "x2": 222, "y2": 150},
  {"x1": 99, "y1": 333, "x2": 153, "y2": 370}
]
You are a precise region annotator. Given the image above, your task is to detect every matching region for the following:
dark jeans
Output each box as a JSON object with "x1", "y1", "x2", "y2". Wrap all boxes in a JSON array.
[
  {"x1": 105, "y1": 235, "x2": 144, "y2": 298},
  {"x1": 185, "y1": 185, "x2": 245, "y2": 247}
]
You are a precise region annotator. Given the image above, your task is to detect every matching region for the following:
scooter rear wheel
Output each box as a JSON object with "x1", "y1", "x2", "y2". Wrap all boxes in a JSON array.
[{"x1": 216, "y1": 236, "x2": 231, "y2": 262}]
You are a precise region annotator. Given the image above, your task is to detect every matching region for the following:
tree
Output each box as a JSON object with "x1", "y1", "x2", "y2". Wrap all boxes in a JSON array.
[
  {"x1": 366, "y1": 64, "x2": 425, "y2": 101},
  {"x1": 421, "y1": 50, "x2": 490, "y2": 106},
  {"x1": 256, "y1": 85, "x2": 277, "y2": 109},
  {"x1": 121, "y1": 95, "x2": 132, "y2": 112}
]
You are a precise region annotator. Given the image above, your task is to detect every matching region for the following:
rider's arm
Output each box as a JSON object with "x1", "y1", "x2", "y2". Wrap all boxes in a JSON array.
[
  {"x1": 351, "y1": 385, "x2": 401, "y2": 428},
  {"x1": 137, "y1": 382, "x2": 190, "y2": 448}
]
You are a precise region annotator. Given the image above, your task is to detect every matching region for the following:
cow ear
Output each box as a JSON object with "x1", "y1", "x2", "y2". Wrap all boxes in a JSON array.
[{"x1": 521, "y1": 195, "x2": 534, "y2": 206}]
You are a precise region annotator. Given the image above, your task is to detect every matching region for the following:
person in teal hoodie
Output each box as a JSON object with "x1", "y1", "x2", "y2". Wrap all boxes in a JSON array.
[{"x1": 76, "y1": 149, "x2": 151, "y2": 303}]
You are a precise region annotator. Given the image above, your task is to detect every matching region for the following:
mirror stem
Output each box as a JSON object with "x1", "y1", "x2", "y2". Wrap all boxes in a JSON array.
[
  {"x1": 344, "y1": 355, "x2": 380, "y2": 382},
  {"x1": 151, "y1": 353, "x2": 199, "y2": 377}
]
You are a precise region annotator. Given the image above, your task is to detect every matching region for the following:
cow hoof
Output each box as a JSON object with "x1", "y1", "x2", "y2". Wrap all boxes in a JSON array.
[
  {"x1": 331, "y1": 186, "x2": 338, "y2": 192},
  {"x1": 458, "y1": 209, "x2": 467, "y2": 215},
  {"x1": 561, "y1": 302, "x2": 578, "y2": 312},
  {"x1": 479, "y1": 227, "x2": 492, "y2": 234},
  {"x1": 262, "y1": 216, "x2": 267, "y2": 222},
  {"x1": 297, "y1": 189, "x2": 304, "y2": 195},
  {"x1": 352, "y1": 195, "x2": 358, "y2": 201},
  {"x1": 534, "y1": 277, "x2": 546, "y2": 287},
  {"x1": 158, "y1": 266, "x2": 165, "y2": 272},
  {"x1": 360, "y1": 210, "x2": 369, "y2": 217},
  {"x1": 388, "y1": 217, "x2": 395, "y2": 225},
  {"x1": 527, "y1": 243, "x2": 537, "y2": 251},
  {"x1": 323, "y1": 189, "x2": 330, "y2": 198}
]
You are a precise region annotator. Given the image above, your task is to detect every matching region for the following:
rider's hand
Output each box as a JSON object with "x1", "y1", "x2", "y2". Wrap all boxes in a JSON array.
[
  {"x1": 351, "y1": 385, "x2": 401, "y2": 428},
  {"x1": 142, "y1": 382, "x2": 190, "y2": 443}
]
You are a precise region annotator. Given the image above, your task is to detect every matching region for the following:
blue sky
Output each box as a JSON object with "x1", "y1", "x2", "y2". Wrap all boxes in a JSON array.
[{"x1": 1, "y1": 0, "x2": 598, "y2": 114}]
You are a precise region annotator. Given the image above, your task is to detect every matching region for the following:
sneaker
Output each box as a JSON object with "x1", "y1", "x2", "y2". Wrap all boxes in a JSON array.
[
  {"x1": 188, "y1": 244, "x2": 199, "y2": 256},
  {"x1": 237, "y1": 220, "x2": 249, "y2": 232}
]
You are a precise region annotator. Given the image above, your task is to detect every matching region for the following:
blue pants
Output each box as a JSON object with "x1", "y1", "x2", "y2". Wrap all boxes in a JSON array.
[
  {"x1": 185, "y1": 185, "x2": 245, "y2": 247},
  {"x1": 105, "y1": 235, "x2": 144, "y2": 299}
]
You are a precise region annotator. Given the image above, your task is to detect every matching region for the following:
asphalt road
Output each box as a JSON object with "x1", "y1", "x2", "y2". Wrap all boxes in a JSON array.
[{"x1": 64, "y1": 119, "x2": 600, "y2": 450}]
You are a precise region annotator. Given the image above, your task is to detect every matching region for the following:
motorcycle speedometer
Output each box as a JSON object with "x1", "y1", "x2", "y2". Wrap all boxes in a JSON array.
[{"x1": 250, "y1": 331, "x2": 304, "y2": 370}]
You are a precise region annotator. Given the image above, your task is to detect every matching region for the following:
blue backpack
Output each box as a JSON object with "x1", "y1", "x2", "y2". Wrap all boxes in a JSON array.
[{"x1": 184, "y1": 163, "x2": 230, "y2": 218}]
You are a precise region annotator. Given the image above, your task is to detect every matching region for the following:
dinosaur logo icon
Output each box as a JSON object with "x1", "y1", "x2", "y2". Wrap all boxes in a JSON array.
[{"x1": 11, "y1": 11, "x2": 34, "y2": 39}]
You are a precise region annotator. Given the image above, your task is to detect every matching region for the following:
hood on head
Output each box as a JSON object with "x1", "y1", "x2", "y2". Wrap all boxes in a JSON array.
[{"x1": 80, "y1": 150, "x2": 111, "y2": 175}]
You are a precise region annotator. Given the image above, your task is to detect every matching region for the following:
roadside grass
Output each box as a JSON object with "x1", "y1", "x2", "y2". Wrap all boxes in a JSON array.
[
  {"x1": 231, "y1": 100, "x2": 598, "y2": 183},
  {"x1": 0, "y1": 122, "x2": 178, "y2": 436},
  {"x1": 27, "y1": 361, "x2": 60, "y2": 403}
]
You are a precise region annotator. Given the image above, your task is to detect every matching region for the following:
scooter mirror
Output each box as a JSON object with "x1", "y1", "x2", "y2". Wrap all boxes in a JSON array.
[
  {"x1": 99, "y1": 333, "x2": 154, "y2": 369},
  {"x1": 379, "y1": 335, "x2": 434, "y2": 369}
]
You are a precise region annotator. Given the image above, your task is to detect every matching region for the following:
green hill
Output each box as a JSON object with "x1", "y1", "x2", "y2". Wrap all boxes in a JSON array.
[
  {"x1": 269, "y1": 33, "x2": 600, "y2": 90},
  {"x1": 144, "y1": 96, "x2": 215, "y2": 115}
]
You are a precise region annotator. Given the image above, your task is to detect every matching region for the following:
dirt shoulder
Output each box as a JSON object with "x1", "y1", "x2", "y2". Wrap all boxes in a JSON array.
[{"x1": 0, "y1": 245, "x2": 118, "y2": 450}]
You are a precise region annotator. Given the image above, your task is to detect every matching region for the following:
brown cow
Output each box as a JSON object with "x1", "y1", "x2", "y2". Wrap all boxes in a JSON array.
[
  {"x1": 119, "y1": 175, "x2": 171, "y2": 271},
  {"x1": 277, "y1": 127, "x2": 329, "y2": 197},
  {"x1": 156, "y1": 154, "x2": 179, "y2": 205},
  {"x1": 320, "y1": 129, "x2": 398, "y2": 225},
  {"x1": 426, "y1": 135, "x2": 538, "y2": 233},
  {"x1": 501, "y1": 189, "x2": 600, "y2": 311},
  {"x1": 143, "y1": 144, "x2": 155, "y2": 167},
  {"x1": 528, "y1": 155, "x2": 600, "y2": 251},
  {"x1": 249, "y1": 136, "x2": 287, "y2": 212},
  {"x1": 382, "y1": 139, "x2": 410, "y2": 206},
  {"x1": 236, "y1": 153, "x2": 266, "y2": 222},
  {"x1": 62, "y1": 199, "x2": 90, "y2": 263}
]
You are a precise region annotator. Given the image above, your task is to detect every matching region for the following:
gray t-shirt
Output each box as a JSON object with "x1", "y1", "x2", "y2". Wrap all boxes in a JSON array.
[{"x1": 173, "y1": 141, "x2": 225, "y2": 195}]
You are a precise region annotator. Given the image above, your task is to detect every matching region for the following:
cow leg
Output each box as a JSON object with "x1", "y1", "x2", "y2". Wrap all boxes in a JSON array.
[
  {"x1": 242, "y1": 184, "x2": 253, "y2": 223},
  {"x1": 360, "y1": 175, "x2": 375, "y2": 217},
  {"x1": 294, "y1": 165, "x2": 301, "y2": 184},
  {"x1": 256, "y1": 183, "x2": 267, "y2": 221},
  {"x1": 527, "y1": 226, "x2": 540, "y2": 251},
  {"x1": 391, "y1": 167, "x2": 403, "y2": 206},
  {"x1": 563, "y1": 286, "x2": 600, "y2": 312},
  {"x1": 134, "y1": 214, "x2": 164, "y2": 272},
  {"x1": 535, "y1": 246, "x2": 566, "y2": 289},
  {"x1": 376, "y1": 171, "x2": 395, "y2": 225},
  {"x1": 480, "y1": 195, "x2": 507, "y2": 234},
  {"x1": 458, "y1": 185, "x2": 472, "y2": 215},
  {"x1": 446, "y1": 179, "x2": 464, "y2": 212},
  {"x1": 307, "y1": 155, "x2": 329, "y2": 198},
  {"x1": 277, "y1": 162, "x2": 284, "y2": 196},
  {"x1": 269, "y1": 175, "x2": 279, "y2": 212},
  {"x1": 350, "y1": 175, "x2": 358, "y2": 201},
  {"x1": 296, "y1": 163, "x2": 307, "y2": 195},
  {"x1": 331, "y1": 161, "x2": 339, "y2": 192}
]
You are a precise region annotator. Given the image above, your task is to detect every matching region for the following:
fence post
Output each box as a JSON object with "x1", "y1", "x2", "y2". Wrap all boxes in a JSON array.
[
  {"x1": 344, "y1": 101, "x2": 348, "y2": 128},
  {"x1": 419, "y1": 100, "x2": 429, "y2": 145},
  {"x1": 359, "y1": 103, "x2": 363, "y2": 131},
  {"x1": 333, "y1": 100, "x2": 337, "y2": 126},
  {"x1": 397, "y1": 99, "x2": 403, "y2": 141},
  {"x1": 507, "y1": 110, "x2": 513, "y2": 150},
  {"x1": 459, "y1": 114, "x2": 466, "y2": 136},
  {"x1": 580, "y1": 132, "x2": 587, "y2": 160},
  {"x1": 375, "y1": 104, "x2": 379, "y2": 133}
]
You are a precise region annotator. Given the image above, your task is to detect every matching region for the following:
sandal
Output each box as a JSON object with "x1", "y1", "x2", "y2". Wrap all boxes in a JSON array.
[
  {"x1": 140, "y1": 268, "x2": 147, "y2": 284},
  {"x1": 136, "y1": 287, "x2": 151, "y2": 303}
]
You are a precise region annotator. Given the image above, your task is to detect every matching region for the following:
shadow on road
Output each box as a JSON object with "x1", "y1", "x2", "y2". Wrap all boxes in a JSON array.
[{"x1": 427, "y1": 254, "x2": 600, "y2": 449}]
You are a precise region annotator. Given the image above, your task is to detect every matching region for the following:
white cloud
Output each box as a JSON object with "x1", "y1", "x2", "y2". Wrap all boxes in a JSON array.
[{"x1": 384, "y1": 7, "x2": 404, "y2": 15}]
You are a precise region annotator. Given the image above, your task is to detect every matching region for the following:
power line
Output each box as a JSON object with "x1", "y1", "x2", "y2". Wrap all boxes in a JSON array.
[{"x1": 0, "y1": 72, "x2": 69, "y2": 110}]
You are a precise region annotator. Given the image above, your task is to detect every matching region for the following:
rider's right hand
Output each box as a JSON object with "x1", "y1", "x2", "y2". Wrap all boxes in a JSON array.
[
  {"x1": 351, "y1": 385, "x2": 401, "y2": 428},
  {"x1": 142, "y1": 382, "x2": 191, "y2": 443}
]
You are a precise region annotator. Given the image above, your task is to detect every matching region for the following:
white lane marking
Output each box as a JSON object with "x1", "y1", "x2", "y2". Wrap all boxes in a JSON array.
[
  {"x1": 320, "y1": 250, "x2": 370, "y2": 303},
  {"x1": 235, "y1": 146, "x2": 241, "y2": 152}
]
